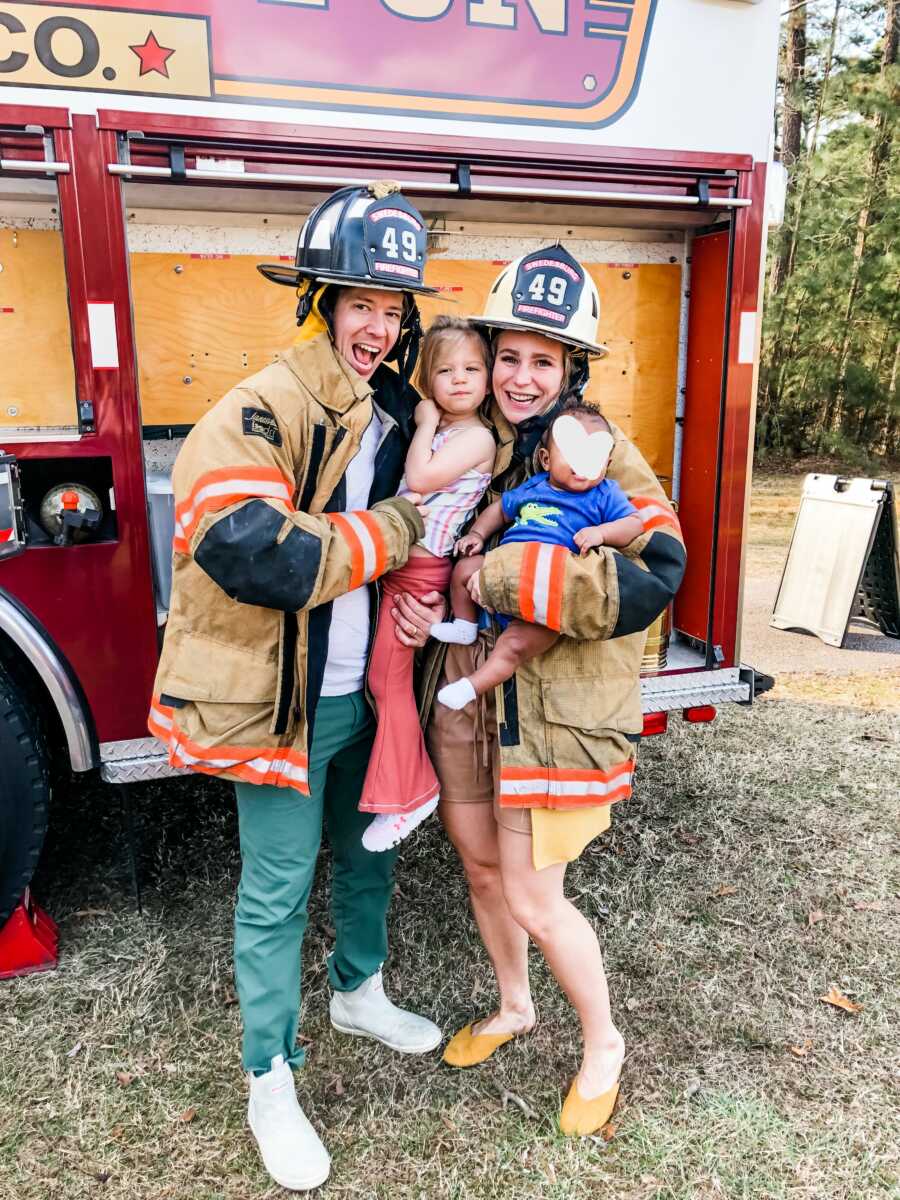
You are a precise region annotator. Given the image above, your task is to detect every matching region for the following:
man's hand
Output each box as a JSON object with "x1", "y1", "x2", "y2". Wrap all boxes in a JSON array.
[
  {"x1": 402, "y1": 491, "x2": 430, "y2": 521},
  {"x1": 391, "y1": 589, "x2": 447, "y2": 647},
  {"x1": 455, "y1": 531, "x2": 485, "y2": 557},
  {"x1": 574, "y1": 526, "x2": 606, "y2": 556},
  {"x1": 413, "y1": 398, "x2": 441, "y2": 429}
]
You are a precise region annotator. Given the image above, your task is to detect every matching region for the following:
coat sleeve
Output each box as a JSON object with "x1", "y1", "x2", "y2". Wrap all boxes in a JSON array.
[
  {"x1": 478, "y1": 430, "x2": 685, "y2": 640},
  {"x1": 171, "y1": 387, "x2": 422, "y2": 612}
]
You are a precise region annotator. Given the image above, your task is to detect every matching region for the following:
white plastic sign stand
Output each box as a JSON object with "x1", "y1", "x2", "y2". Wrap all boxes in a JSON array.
[{"x1": 771, "y1": 474, "x2": 900, "y2": 649}]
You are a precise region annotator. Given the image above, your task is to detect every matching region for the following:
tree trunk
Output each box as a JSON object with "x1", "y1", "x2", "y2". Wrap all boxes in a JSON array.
[
  {"x1": 769, "y1": 9, "x2": 807, "y2": 299},
  {"x1": 827, "y1": 0, "x2": 899, "y2": 437},
  {"x1": 785, "y1": 1, "x2": 841, "y2": 281}
]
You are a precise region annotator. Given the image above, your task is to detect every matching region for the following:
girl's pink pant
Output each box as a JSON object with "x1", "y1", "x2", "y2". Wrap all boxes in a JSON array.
[{"x1": 359, "y1": 553, "x2": 452, "y2": 815}]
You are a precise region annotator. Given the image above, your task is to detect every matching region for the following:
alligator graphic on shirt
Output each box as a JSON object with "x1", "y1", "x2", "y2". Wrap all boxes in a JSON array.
[{"x1": 513, "y1": 501, "x2": 562, "y2": 529}]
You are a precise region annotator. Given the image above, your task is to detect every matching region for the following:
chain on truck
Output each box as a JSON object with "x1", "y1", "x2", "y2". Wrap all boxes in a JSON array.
[{"x1": 0, "y1": 0, "x2": 782, "y2": 955}]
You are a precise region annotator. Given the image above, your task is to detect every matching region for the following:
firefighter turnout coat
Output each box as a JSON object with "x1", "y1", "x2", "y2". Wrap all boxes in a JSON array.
[
  {"x1": 148, "y1": 332, "x2": 423, "y2": 794},
  {"x1": 422, "y1": 401, "x2": 686, "y2": 813}
]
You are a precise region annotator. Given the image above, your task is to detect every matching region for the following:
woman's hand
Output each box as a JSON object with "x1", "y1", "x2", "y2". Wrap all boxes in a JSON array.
[
  {"x1": 391, "y1": 589, "x2": 447, "y2": 647},
  {"x1": 413, "y1": 398, "x2": 441, "y2": 429},
  {"x1": 455, "y1": 531, "x2": 485, "y2": 557}
]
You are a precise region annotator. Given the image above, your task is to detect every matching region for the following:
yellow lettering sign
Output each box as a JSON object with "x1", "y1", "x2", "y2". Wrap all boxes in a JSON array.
[{"x1": 0, "y1": 4, "x2": 211, "y2": 96}]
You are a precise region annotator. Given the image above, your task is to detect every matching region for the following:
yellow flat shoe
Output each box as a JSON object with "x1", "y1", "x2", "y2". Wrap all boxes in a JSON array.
[
  {"x1": 442, "y1": 1022, "x2": 515, "y2": 1068},
  {"x1": 559, "y1": 1076, "x2": 621, "y2": 1136}
]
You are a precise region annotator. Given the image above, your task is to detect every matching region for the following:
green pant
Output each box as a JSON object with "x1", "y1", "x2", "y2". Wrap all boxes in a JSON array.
[{"x1": 234, "y1": 692, "x2": 398, "y2": 1074}]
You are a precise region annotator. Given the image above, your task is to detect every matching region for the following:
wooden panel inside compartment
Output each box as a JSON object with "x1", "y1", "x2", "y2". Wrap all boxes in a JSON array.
[
  {"x1": 130, "y1": 252, "x2": 298, "y2": 426},
  {"x1": 131, "y1": 254, "x2": 680, "y2": 483},
  {"x1": 0, "y1": 229, "x2": 77, "y2": 429},
  {"x1": 423, "y1": 260, "x2": 681, "y2": 483}
]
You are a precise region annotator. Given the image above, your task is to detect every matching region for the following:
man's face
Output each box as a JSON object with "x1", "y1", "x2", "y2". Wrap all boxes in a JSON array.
[{"x1": 332, "y1": 287, "x2": 404, "y2": 379}]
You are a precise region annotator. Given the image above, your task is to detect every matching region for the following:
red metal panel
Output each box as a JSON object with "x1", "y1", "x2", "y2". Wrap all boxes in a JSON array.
[
  {"x1": 2, "y1": 117, "x2": 159, "y2": 744},
  {"x1": 0, "y1": 104, "x2": 71, "y2": 128},
  {"x1": 711, "y1": 162, "x2": 767, "y2": 665},
  {"x1": 96, "y1": 108, "x2": 754, "y2": 173},
  {"x1": 674, "y1": 228, "x2": 729, "y2": 645}
]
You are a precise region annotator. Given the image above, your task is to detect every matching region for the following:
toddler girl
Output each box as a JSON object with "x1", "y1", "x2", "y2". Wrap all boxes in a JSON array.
[
  {"x1": 359, "y1": 316, "x2": 496, "y2": 851},
  {"x1": 432, "y1": 402, "x2": 644, "y2": 709}
]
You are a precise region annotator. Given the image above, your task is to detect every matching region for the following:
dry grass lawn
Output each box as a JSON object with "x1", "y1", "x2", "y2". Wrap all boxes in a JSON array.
[{"x1": 1, "y1": 470, "x2": 898, "y2": 1200}]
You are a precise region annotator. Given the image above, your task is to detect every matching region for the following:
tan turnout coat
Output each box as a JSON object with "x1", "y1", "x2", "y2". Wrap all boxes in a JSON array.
[
  {"x1": 148, "y1": 333, "x2": 422, "y2": 793},
  {"x1": 421, "y1": 401, "x2": 686, "y2": 812}
]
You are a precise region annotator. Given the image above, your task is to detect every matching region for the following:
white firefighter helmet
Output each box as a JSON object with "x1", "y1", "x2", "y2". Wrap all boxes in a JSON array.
[{"x1": 472, "y1": 244, "x2": 607, "y2": 358}]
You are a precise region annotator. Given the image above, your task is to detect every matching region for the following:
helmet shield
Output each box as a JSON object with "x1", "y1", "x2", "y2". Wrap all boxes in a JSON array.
[
  {"x1": 363, "y1": 195, "x2": 428, "y2": 289},
  {"x1": 511, "y1": 246, "x2": 586, "y2": 334}
]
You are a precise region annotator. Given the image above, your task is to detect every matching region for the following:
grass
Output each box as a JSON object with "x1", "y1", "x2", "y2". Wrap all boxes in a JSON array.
[
  {"x1": 2, "y1": 698, "x2": 898, "y2": 1200},
  {"x1": 2, "y1": 469, "x2": 899, "y2": 1199}
]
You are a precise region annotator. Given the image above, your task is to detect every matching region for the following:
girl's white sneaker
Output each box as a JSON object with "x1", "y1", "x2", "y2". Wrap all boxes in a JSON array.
[{"x1": 362, "y1": 795, "x2": 439, "y2": 852}]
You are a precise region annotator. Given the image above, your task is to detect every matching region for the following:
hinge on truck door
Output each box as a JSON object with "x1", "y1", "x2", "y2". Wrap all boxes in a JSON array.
[{"x1": 77, "y1": 400, "x2": 95, "y2": 435}]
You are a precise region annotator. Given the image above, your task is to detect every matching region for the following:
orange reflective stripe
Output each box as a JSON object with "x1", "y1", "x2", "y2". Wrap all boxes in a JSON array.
[
  {"x1": 326, "y1": 512, "x2": 365, "y2": 590},
  {"x1": 326, "y1": 511, "x2": 390, "y2": 589},
  {"x1": 175, "y1": 466, "x2": 295, "y2": 543},
  {"x1": 498, "y1": 759, "x2": 634, "y2": 809},
  {"x1": 148, "y1": 695, "x2": 310, "y2": 794},
  {"x1": 544, "y1": 545, "x2": 566, "y2": 632},
  {"x1": 630, "y1": 494, "x2": 681, "y2": 535},
  {"x1": 518, "y1": 542, "x2": 540, "y2": 624},
  {"x1": 355, "y1": 510, "x2": 388, "y2": 581}
]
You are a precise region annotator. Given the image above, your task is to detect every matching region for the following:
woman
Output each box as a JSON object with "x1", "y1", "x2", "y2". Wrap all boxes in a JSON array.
[{"x1": 403, "y1": 244, "x2": 686, "y2": 1135}]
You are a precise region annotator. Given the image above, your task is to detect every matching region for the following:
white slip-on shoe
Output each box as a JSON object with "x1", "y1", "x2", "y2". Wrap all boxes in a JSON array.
[
  {"x1": 329, "y1": 969, "x2": 442, "y2": 1054},
  {"x1": 248, "y1": 1055, "x2": 330, "y2": 1191}
]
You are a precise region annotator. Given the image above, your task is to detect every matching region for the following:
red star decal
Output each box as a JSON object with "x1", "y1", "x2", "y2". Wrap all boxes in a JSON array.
[{"x1": 129, "y1": 31, "x2": 175, "y2": 78}]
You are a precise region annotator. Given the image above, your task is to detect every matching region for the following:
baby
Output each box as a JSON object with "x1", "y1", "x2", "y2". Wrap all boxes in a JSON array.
[{"x1": 432, "y1": 402, "x2": 644, "y2": 709}]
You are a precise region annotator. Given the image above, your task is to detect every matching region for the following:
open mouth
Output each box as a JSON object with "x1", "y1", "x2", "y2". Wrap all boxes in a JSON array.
[
  {"x1": 351, "y1": 342, "x2": 381, "y2": 372},
  {"x1": 505, "y1": 391, "x2": 541, "y2": 411}
]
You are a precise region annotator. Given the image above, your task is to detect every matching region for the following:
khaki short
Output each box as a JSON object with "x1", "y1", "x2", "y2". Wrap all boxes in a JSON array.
[{"x1": 426, "y1": 639, "x2": 531, "y2": 835}]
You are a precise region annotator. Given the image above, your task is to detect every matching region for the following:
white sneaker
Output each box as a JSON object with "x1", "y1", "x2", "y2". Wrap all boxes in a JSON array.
[
  {"x1": 361, "y1": 795, "x2": 439, "y2": 852},
  {"x1": 248, "y1": 1055, "x2": 330, "y2": 1191},
  {"x1": 330, "y1": 970, "x2": 442, "y2": 1054}
]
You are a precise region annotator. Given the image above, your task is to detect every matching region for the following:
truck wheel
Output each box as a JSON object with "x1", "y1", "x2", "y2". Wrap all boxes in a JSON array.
[{"x1": 0, "y1": 668, "x2": 50, "y2": 928}]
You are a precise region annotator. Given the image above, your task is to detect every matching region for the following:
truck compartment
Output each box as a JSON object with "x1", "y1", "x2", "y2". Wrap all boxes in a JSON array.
[{"x1": 122, "y1": 184, "x2": 726, "y2": 688}]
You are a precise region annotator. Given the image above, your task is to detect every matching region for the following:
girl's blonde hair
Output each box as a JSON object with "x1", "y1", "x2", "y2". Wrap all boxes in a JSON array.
[{"x1": 416, "y1": 315, "x2": 491, "y2": 399}]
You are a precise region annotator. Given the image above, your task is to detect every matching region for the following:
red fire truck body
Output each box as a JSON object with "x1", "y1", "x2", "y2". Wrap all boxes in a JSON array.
[{"x1": 0, "y1": 0, "x2": 781, "y2": 927}]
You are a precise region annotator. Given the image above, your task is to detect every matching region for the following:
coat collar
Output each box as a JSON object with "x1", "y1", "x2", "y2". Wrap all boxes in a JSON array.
[{"x1": 279, "y1": 333, "x2": 372, "y2": 415}]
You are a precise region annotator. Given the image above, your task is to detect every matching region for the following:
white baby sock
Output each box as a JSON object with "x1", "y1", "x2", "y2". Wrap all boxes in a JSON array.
[
  {"x1": 437, "y1": 677, "x2": 478, "y2": 710},
  {"x1": 430, "y1": 619, "x2": 479, "y2": 645}
]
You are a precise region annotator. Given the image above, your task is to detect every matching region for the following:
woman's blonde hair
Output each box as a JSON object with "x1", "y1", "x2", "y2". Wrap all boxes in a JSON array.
[{"x1": 416, "y1": 315, "x2": 491, "y2": 399}]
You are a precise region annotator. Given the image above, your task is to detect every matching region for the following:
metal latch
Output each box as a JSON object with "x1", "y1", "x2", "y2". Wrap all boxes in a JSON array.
[{"x1": 0, "y1": 451, "x2": 27, "y2": 561}]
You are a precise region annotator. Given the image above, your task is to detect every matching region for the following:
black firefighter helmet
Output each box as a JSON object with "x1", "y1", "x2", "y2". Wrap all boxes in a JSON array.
[{"x1": 258, "y1": 182, "x2": 439, "y2": 297}]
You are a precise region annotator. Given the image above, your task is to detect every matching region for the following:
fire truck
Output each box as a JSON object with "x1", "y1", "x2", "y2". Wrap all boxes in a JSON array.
[{"x1": 0, "y1": 0, "x2": 781, "y2": 943}]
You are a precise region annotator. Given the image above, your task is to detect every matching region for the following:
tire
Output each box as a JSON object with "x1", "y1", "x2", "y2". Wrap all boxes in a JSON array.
[{"x1": 0, "y1": 667, "x2": 51, "y2": 927}]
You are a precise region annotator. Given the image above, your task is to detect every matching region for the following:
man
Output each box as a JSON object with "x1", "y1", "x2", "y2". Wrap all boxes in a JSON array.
[{"x1": 148, "y1": 184, "x2": 447, "y2": 1191}]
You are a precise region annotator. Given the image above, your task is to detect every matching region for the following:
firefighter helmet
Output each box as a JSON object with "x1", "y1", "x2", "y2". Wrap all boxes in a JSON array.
[
  {"x1": 258, "y1": 183, "x2": 439, "y2": 296},
  {"x1": 471, "y1": 244, "x2": 608, "y2": 358}
]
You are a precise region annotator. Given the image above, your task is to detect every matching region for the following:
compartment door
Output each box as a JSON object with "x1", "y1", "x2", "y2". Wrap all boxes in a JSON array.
[{"x1": 674, "y1": 228, "x2": 730, "y2": 649}]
